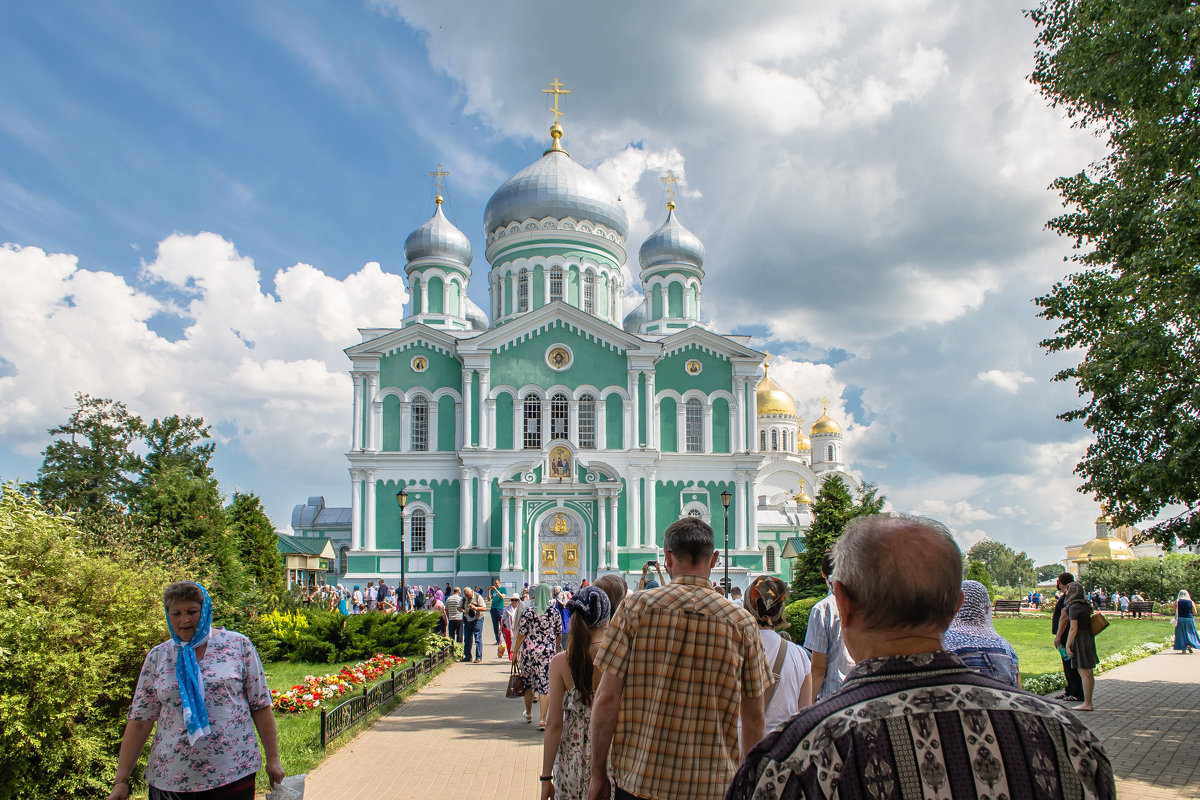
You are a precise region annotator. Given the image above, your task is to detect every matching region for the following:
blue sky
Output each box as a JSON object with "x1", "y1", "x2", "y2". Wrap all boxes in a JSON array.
[{"x1": 1, "y1": 1, "x2": 1115, "y2": 563}]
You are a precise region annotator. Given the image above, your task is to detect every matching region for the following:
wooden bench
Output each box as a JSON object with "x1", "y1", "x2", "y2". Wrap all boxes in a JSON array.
[
  {"x1": 993, "y1": 599, "x2": 1023, "y2": 616},
  {"x1": 1128, "y1": 601, "x2": 1155, "y2": 618}
]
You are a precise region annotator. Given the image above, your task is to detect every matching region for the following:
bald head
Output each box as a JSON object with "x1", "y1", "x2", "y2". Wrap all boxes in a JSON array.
[{"x1": 833, "y1": 514, "x2": 963, "y2": 634}]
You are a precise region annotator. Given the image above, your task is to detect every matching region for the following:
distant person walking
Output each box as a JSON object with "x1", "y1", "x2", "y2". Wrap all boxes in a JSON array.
[
  {"x1": 1060, "y1": 580, "x2": 1098, "y2": 711},
  {"x1": 445, "y1": 587, "x2": 464, "y2": 644},
  {"x1": 461, "y1": 587, "x2": 487, "y2": 663},
  {"x1": 488, "y1": 578, "x2": 506, "y2": 645},
  {"x1": 943, "y1": 580, "x2": 1020, "y2": 687},
  {"x1": 1174, "y1": 590, "x2": 1199, "y2": 653}
]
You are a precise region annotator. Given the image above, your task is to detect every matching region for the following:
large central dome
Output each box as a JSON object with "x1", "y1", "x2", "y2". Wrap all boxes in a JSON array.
[{"x1": 484, "y1": 146, "x2": 627, "y2": 239}]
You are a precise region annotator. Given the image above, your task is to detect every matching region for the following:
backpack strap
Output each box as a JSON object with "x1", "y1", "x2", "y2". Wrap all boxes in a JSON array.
[{"x1": 762, "y1": 638, "x2": 791, "y2": 710}]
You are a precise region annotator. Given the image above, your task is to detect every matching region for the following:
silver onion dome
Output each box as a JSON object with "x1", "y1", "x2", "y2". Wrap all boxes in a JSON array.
[
  {"x1": 639, "y1": 207, "x2": 705, "y2": 271},
  {"x1": 484, "y1": 149, "x2": 628, "y2": 239},
  {"x1": 404, "y1": 203, "x2": 473, "y2": 267},
  {"x1": 464, "y1": 298, "x2": 490, "y2": 330},
  {"x1": 622, "y1": 302, "x2": 647, "y2": 333}
]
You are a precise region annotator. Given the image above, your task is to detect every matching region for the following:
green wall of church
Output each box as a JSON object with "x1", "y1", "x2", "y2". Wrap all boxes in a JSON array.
[
  {"x1": 490, "y1": 324, "x2": 626, "y2": 390},
  {"x1": 655, "y1": 480, "x2": 737, "y2": 543},
  {"x1": 437, "y1": 396, "x2": 456, "y2": 450},
  {"x1": 712, "y1": 397, "x2": 731, "y2": 453},
  {"x1": 382, "y1": 395, "x2": 400, "y2": 450},
  {"x1": 655, "y1": 347, "x2": 733, "y2": 395},
  {"x1": 380, "y1": 345, "x2": 461, "y2": 393},
  {"x1": 373, "y1": 478, "x2": 460, "y2": 551},
  {"x1": 606, "y1": 394, "x2": 623, "y2": 448},
  {"x1": 496, "y1": 392, "x2": 515, "y2": 448},
  {"x1": 660, "y1": 397, "x2": 677, "y2": 451}
]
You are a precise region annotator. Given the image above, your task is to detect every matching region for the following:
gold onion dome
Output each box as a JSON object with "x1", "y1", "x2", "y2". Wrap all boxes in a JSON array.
[
  {"x1": 1077, "y1": 536, "x2": 1136, "y2": 560},
  {"x1": 756, "y1": 363, "x2": 797, "y2": 418},
  {"x1": 797, "y1": 423, "x2": 812, "y2": 452},
  {"x1": 810, "y1": 399, "x2": 842, "y2": 435}
]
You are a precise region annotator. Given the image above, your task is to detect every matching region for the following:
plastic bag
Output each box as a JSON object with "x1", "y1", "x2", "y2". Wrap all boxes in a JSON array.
[{"x1": 265, "y1": 774, "x2": 306, "y2": 800}]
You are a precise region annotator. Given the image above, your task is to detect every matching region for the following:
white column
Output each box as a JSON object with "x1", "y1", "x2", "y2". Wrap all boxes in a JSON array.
[
  {"x1": 733, "y1": 378, "x2": 745, "y2": 452},
  {"x1": 365, "y1": 474, "x2": 377, "y2": 550},
  {"x1": 479, "y1": 370, "x2": 491, "y2": 448},
  {"x1": 501, "y1": 496, "x2": 512, "y2": 569},
  {"x1": 748, "y1": 381, "x2": 759, "y2": 453},
  {"x1": 428, "y1": 402, "x2": 439, "y2": 452},
  {"x1": 704, "y1": 399, "x2": 714, "y2": 454},
  {"x1": 627, "y1": 472, "x2": 642, "y2": 548},
  {"x1": 597, "y1": 396, "x2": 608, "y2": 450},
  {"x1": 513, "y1": 400, "x2": 523, "y2": 450},
  {"x1": 456, "y1": 404, "x2": 465, "y2": 450},
  {"x1": 351, "y1": 373, "x2": 364, "y2": 450},
  {"x1": 514, "y1": 497, "x2": 525, "y2": 569},
  {"x1": 748, "y1": 475, "x2": 759, "y2": 549},
  {"x1": 350, "y1": 471, "x2": 363, "y2": 550},
  {"x1": 645, "y1": 373, "x2": 657, "y2": 449},
  {"x1": 622, "y1": 399, "x2": 633, "y2": 450},
  {"x1": 597, "y1": 494, "x2": 608, "y2": 568},
  {"x1": 608, "y1": 496, "x2": 619, "y2": 568},
  {"x1": 735, "y1": 478, "x2": 747, "y2": 551},
  {"x1": 420, "y1": 282, "x2": 429, "y2": 315},
  {"x1": 644, "y1": 474, "x2": 657, "y2": 547},
  {"x1": 462, "y1": 370, "x2": 474, "y2": 448},
  {"x1": 459, "y1": 469, "x2": 473, "y2": 549},
  {"x1": 569, "y1": 397, "x2": 579, "y2": 445},
  {"x1": 676, "y1": 403, "x2": 687, "y2": 454},
  {"x1": 485, "y1": 398, "x2": 497, "y2": 448},
  {"x1": 541, "y1": 394, "x2": 551, "y2": 444},
  {"x1": 629, "y1": 372, "x2": 641, "y2": 446},
  {"x1": 399, "y1": 401, "x2": 411, "y2": 452},
  {"x1": 365, "y1": 373, "x2": 379, "y2": 450},
  {"x1": 477, "y1": 469, "x2": 491, "y2": 549}
]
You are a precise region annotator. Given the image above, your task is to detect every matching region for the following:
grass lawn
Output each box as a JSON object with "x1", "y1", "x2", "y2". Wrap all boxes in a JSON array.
[{"x1": 994, "y1": 614, "x2": 1173, "y2": 678}]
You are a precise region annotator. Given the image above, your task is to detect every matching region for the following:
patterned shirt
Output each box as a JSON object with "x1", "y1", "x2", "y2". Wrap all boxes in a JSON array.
[
  {"x1": 128, "y1": 629, "x2": 272, "y2": 792},
  {"x1": 727, "y1": 651, "x2": 1116, "y2": 800},
  {"x1": 596, "y1": 574, "x2": 769, "y2": 800}
]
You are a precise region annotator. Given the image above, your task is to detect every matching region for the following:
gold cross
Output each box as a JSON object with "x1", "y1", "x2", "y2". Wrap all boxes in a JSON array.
[
  {"x1": 543, "y1": 78, "x2": 571, "y2": 124},
  {"x1": 429, "y1": 164, "x2": 449, "y2": 193},
  {"x1": 661, "y1": 170, "x2": 681, "y2": 209},
  {"x1": 820, "y1": 397, "x2": 829, "y2": 413}
]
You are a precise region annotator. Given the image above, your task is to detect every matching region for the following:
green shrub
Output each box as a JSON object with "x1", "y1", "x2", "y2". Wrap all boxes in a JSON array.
[
  {"x1": 0, "y1": 486, "x2": 185, "y2": 799},
  {"x1": 783, "y1": 595, "x2": 823, "y2": 643},
  {"x1": 271, "y1": 609, "x2": 440, "y2": 663}
]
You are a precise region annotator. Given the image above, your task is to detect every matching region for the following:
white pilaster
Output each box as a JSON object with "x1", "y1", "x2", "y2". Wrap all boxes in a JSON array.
[
  {"x1": 514, "y1": 497, "x2": 525, "y2": 569},
  {"x1": 428, "y1": 402, "x2": 439, "y2": 452},
  {"x1": 350, "y1": 470, "x2": 363, "y2": 550},
  {"x1": 420, "y1": 282, "x2": 429, "y2": 315},
  {"x1": 459, "y1": 469, "x2": 473, "y2": 549},
  {"x1": 501, "y1": 495, "x2": 512, "y2": 569},
  {"x1": 462, "y1": 371, "x2": 474, "y2": 448},
  {"x1": 676, "y1": 403, "x2": 687, "y2": 453},
  {"x1": 597, "y1": 494, "x2": 608, "y2": 568},
  {"x1": 645, "y1": 373, "x2": 656, "y2": 449},
  {"x1": 704, "y1": 400, "x2": 714, "y2": 454},
  {"x1": 596, "y1": 398, "x2": 607, "y2": 450},
  {"x1": 479, "y1": 370, "x2": 491, "y2": 448},
  {"x1": 399, "y1": 401, "x2": 411, "y2": 452},
  {"x1": 628, "y1": 371, "x2": 640, "y2": 447},
  {"x1": 351, "y1": 373, "x2": 364, "y2": 450},
  {"x1": 735, "y1": 477, "x2": 747, "y2": 551},
  {"x1": 568, "y1": 397, "x2": 579, "y2": 445},
  {"x1": 748, "y1": 475, "x2": 759, "y2": 549},
  {"x1": 733, "y1": 378, "x2": 745, "y2": 452},
  {"x1": 644, "y1": 475, "x2": 657, "y2": 547},
  {"x1": 608, "y1": 496, "x2": 619, "y2": 568},
  {"x1": 477, "y1": 468, "x2": 491, "y2": 549},
  {"x1": 365, "y1": 474, "x2": 377, "y2": 550},
  {"x1": 627, "y1": 471, "x2": 642, "y2": 548}
]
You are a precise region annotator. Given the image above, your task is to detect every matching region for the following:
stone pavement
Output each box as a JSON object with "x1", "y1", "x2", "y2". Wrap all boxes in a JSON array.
[{"x1": 302, "y1": 645, "x2": 1200, "y2": 799}]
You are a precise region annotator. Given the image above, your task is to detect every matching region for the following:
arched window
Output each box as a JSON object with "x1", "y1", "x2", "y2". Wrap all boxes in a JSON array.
[
  {"x1": 551, "y1": 393, "x2": 569, "y2": 440},
  {"x1": 550, "y1": 265, "x2": 564, "y2": 301},
  {"x1": 771, "y1": 429, "x2": 779, "y2": 451},
  {"x1": 583, "y1": 272, "x2": 595, "y2": 313},
  {"x1": 685, "y1": 398, "x2": 703, "y2": 453},
  {"x1": 523, "y1": 394, "x2": 542, "y2": 449},
  {"x1": 409, "y1": 509, "x2": 427, "y2": 552},
  {"x1": 339, "y1": 545, "x2": 349, "y2": 576},
  {"x1": 765, "y1": 545, "x2": 776, "y2": 573},
  {"x1": 411, "y1": 396, "x2": 429, "y2": 451},
  {"x1": 759, "y1": 430, "x2": 767, "y2": 450},
  {"x1": 578, "y1": 394, "x2": 596, "y2": 448},
  {"x1": 518, "y1": 270, "x2": 530, "y2": 312},
  {"x1": 827, "y1": 444, "x2": 836, "y2": 461}
]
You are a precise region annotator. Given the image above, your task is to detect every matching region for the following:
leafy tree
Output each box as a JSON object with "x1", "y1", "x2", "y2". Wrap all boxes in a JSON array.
[
  {"x1": 964, "y1": 539, "x2": 1037, "y2": 588},
  {"x1": 792, "y1": 478, "x2": 886, "y2": 596},
  {"x1": 228, "y1": 492, "x2": 285, "y2": 597},
  {"x1": 1028, "y1": 0, "x2": 1200, "y2": 547},
  {"x1": 1037, "y1": 563, "x2": 1065, "y2": 582},
  {"x1": 965, "y1": 560, "x2": 996, "y2": 599},
  {"x1": 34, "y1": 393, "x2": 144, "y2": 513},
  {"x1": 141, "y1": 414, "x2": 215, "y2": 480}
]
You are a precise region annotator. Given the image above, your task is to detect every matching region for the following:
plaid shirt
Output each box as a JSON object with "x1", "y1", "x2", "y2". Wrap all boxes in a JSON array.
[{"x1": 595, "y1": 574, "x2": 769, "y2": 800}]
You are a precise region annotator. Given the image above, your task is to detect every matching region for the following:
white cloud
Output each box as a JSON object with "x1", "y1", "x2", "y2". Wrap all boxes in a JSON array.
[{"x1": 977, "y1": 369, "x2": 1036, "y2": 393}]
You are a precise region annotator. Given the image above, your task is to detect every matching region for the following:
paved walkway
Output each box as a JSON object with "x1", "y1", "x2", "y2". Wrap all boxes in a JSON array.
[{"x1": 303, "y1": 646, "x2": 1199, "y2": 799}]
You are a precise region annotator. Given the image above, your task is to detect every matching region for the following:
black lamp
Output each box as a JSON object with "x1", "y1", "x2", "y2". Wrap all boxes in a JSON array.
[
  {"x1": 720, "y1": 489, "x2": 733, "y2": 596},
  {"x1": 396, "y1": 487, "x2": 408, "y2": 611}
]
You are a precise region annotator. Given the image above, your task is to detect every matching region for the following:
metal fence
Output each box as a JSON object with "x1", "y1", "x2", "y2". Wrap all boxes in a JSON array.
[{"x1": 320, "y1": 644, "x2": 453, "y2": 747}]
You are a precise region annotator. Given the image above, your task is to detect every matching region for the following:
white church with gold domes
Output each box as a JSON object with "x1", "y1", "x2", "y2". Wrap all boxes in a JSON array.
[{"x1": 290, "y1": 84, "x2": 863, "y2": 591}]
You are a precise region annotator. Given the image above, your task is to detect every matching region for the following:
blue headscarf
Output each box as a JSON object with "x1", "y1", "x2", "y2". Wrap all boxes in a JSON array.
[{"x1": 166, "y1": 582, "x2": 213, "y2": 744}]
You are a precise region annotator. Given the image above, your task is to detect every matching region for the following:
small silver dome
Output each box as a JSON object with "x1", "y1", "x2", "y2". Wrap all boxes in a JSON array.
[
  {"x1": 404, "y1": 203, "x2": 473, "y2": 267},
  {"x1": 639, "y1": 208, "x2": 704, "y2": 271},
  {"x1": 465, "y1": 298, "x2": 489, "y2": 330},
  {"x1": 622, "y1": 302, "x2": 647, "y2": 333},
  {"x1": 484, "y1": 150, "x2": 627, "y2": 238}
]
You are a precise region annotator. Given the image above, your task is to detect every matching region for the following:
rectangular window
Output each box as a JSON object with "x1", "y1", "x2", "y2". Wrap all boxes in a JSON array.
[
  {"x1": 519, "y1": 271, "x2": 530, "y2": 312},
  {"x1": 550, "y1": 266, "x2": 563, "y2": 301},
  {"x1": 411, "y1": 398, "x2": 429, "y2": 451},
  {"x1": 524, "y1": 396, "x2": 542, "y2": 449},
  {"x1": 583, "y1": 273, "x2": 595, "y2": 313},
  {"x1": 410, "y1": 510, "x2": 427, "y2": 552},
  {"x1": 685, "y1": 400, "x2": 703, "y2": 453},
  {"x1": 579, "y1": 395, "x2": 596, "y2": 448},
  {"x1": 551, "y1": 394, "x2": 569, "y2": 440}
]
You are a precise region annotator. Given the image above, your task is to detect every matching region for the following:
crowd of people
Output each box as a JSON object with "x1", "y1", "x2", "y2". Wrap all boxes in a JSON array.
[{"x1": 116, "y1": 512, "x2": 1200, "y2": 799}]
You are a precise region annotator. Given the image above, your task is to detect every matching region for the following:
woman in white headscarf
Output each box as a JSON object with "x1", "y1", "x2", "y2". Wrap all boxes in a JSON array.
[{"x1": 943, "y1": 580, "x2": 1021, "y2": 688}]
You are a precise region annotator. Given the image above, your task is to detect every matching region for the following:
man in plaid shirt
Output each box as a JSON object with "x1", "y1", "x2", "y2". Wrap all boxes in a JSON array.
[{"x1": 588, "y1": 517, "x2": 769, "y2": 800}]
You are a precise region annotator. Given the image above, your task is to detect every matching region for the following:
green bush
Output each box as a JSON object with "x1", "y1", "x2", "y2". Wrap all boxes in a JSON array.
[
  {"x1": 271, "y1": 609, "x2": 440, "y2": 663},
  {"x1": 783, "y1": 595, "x2": 823, "y2": 643},
  {"x1": 0, "y1": 486, "x2": 185, "y2": 799}
]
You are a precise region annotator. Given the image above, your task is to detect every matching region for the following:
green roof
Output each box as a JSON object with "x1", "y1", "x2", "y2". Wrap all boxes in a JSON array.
[
  {"x1": 276, "y1": 534, "x2": 336, "y2": 557},
  {"x1": 781, "y1": 537, "x2": 806, "y2": 559}
]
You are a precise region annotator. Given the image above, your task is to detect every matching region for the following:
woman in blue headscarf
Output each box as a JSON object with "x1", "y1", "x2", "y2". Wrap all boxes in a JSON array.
[{"x1": 108, "y1": 582, "x2": 284, "y2": 800}]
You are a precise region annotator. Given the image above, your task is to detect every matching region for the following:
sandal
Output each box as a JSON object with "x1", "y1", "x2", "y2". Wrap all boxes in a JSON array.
[
  {"x1": 523, "y1": 711, "x2": 532, "y2": 723},
  {"x1": 538, "y1": 721, "x2": 547, "y2": 730}
]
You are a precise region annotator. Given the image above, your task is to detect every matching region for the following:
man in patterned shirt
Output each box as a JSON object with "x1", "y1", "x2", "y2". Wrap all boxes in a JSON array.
[
  {"x1": 589, "y1": 517, "x2": 769, "y2": 800},
  {"x1": 728, "y1": 513, "x2": 1115, "y2": 800}
]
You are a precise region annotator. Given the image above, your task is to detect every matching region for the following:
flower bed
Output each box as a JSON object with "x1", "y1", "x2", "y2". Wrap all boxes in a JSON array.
[
  {"x1": 271, "y1": 653, "x2": 409, "y2": 713},
  {"x1": 1021, "y1": 637, "x2": 1171, "y2": 696}
]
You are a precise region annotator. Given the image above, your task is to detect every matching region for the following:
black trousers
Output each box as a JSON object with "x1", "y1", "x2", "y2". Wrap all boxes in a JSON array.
[
  {"x1": 448, "y1": 619, "x2": 463, "y2": 643},
  {"x1": 1062, "y1": 655, "x2": 1084, "y2": 699}
]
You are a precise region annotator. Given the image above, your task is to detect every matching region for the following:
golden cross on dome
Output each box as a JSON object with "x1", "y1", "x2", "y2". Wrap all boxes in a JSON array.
[
  {"x1": 543, "y1": 78, "x2": 571, "y2": 124},
  {"x1": 820, "y1": 397, "x2": 830, "y2": 413},
  {"x1": 661, "y1": 170, "x2": 681, "y2": 210},
  {"x1": 429, "y1": 164, "x2": 450, "y2": 204}
]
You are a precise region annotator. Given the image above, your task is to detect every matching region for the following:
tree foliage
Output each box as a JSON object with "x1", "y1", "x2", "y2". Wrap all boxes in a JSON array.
[
  {"x1": 792, "y1": 478, "x2": 886, "y2": 596},
  {"x1": 964, "y1": 539, "x2": 1037, "y2": 588},
  {"x1": 1037, "y1": 563, "x2": 1065, "y2": 582},
  {"x1": 965, "y1": 560, "x2": 996, "y2": 599},
  {"x1": 228, "y1": 492, "x2": 285, "y2": 598},
  {"x1": 1083, "y1": 553, "x2": 1199, "y2": 600},
  {"x1": 1028, "y1": 0, "x2": 1200, "y2": 546}
]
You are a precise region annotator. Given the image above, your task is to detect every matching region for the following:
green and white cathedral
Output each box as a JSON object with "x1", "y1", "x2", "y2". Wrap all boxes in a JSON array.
[{"x1": 291, "y1": 117, "x2": 859, "y2": 591}]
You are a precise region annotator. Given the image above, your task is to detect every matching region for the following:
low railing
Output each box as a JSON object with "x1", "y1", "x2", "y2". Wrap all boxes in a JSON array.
[{"x1": 320, "y1": 644, "x2": 453, "y2": 747}]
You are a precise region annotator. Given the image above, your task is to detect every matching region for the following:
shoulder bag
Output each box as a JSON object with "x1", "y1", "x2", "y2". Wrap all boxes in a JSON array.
[
  {"x1": 505, "y1": 660, "x2": 526, "y2": 698},
  {"x1": 762, "y1": 638, "x2": 791, "y2": 709},
  {"x1": 1090, "y1": 611, "x2": 1110, "y2": 636}
]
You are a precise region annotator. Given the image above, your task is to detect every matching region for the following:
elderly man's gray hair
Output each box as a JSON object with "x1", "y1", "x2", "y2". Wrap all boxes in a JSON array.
[{"x1": 833, "y1": 513, "x2": 962, "y2": 632}]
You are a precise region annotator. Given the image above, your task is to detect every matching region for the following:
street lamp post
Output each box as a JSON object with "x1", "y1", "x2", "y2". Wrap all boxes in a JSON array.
[
  {"x1": 396, "y1": 488, "x2": 408, "y2": 611},
  {"x1": 1086, "y1": 555, "x2": 1092, "y2": 595},
  {"x1": 720, "y1": 489, "x2": 733, "y2": 597}
]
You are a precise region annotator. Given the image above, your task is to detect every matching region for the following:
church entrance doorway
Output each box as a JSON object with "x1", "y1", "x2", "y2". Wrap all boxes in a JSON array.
[{"x1": 535, "y1": 508, "x2": 587, "y2": 584}]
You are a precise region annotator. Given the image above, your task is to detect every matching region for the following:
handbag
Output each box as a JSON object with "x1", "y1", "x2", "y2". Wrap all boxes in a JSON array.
[
  {"x1": 505, "y1": 661, "x2": 525, "y2": 698},
  {"x1": 1090, "y1": 611, "x2": 1110, "y2": 636}
]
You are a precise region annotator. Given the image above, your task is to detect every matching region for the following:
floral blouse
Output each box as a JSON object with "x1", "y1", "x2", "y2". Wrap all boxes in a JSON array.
[{"x1": 128, "y1": 628, "x2": 271, "y2": 791}]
